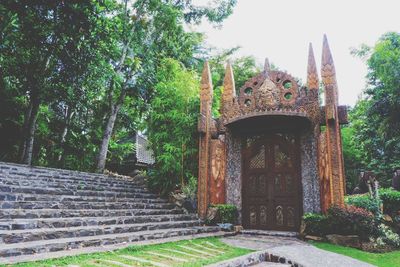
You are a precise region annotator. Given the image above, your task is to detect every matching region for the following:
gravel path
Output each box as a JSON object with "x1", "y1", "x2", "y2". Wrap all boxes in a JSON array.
[{"x1": 221, "y1": 234, "x2": 376, "y2": 267}]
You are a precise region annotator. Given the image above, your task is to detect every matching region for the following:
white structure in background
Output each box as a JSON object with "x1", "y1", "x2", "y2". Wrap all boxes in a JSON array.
[{"x1": 135, "y1": 132, "x2": 155, "y2": 167}]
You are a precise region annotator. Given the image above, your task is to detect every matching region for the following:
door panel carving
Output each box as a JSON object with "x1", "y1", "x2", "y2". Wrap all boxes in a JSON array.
[{"x1": 242, "y1": 133, "x2": 301, "y2": 231}]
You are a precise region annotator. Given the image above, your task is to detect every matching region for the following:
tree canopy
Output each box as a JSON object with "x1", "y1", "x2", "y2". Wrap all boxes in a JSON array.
[
  {"x1": 0, "y1": 0, "x2": 237, "y2": 173},
  {"x1": 346, "y1": 32, "x2": 400, "y2": 188}
]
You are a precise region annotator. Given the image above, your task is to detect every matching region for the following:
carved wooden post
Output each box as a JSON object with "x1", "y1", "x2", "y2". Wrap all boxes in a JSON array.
[
  {"x1": 307, "y1": 43, "x2": 330, "y2": 213},
  {"x1": 207, "y1": 63, "x2": 236, "y2": 205},
  {"x1": 320, "y1": 35, "x2": 345, "y2": 209},
  {"x1": 198, "y1": 62, "x2": 213, "y2": 219},
  {"x1": 221, "y1": 62, "x2": 236, "y2": 122},
  {"x1": 307, "y1": 44, "x2": 319, "y2": 90}
]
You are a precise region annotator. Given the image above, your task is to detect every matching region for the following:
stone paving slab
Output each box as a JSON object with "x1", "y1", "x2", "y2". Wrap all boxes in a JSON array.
[{"x1": 221, "y1": 234, "x2": 376, "y2": 267}]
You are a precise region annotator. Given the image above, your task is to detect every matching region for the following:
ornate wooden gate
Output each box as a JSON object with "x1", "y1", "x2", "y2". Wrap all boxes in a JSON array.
[{"x1": 242, "y1": 133, "x2": 302, "y2": 231}]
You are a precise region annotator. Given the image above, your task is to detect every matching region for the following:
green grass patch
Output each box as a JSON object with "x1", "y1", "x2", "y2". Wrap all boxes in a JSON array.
[
  {"x1": 310, "y1": 241, "x2": 400, "y2": 267},
  {"x1": 5, "y1": 237, "x2": 253, "y2": 267}
]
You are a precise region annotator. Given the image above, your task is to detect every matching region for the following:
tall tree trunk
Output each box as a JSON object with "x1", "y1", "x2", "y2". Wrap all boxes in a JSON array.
[
  {"x1": 95, "y1": 91, "x2": 126, "y2": 173},
  {"x1": 18, "y1": 102, "x2": 33, "y2": 163},
  {"x1": 21, "y1": 97, "x2": 40, "y2": 165},
  {"x1": 57, "y1": 107, "x2": 74, "y2": 164}
]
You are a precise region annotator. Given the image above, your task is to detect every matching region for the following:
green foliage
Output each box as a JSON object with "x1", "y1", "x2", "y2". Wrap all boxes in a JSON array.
[
  {"x1": 210, "y1": 204, "x2": 238, "y2": 224},
  {"x1": 346, "y1": 189, "x2": 400, "y2": 217},
  {"x1": 303, "y1": 206, "x2": 376, "y2": 240},
  {"x1": 9, "y1": 237, "x2": 252, "y2": 267},
  {"x1": 208, "y1": 50, "x2": 261, "y2": 116},
  {"x1": 147, "y1": 59, "x2": 200, "y2": 195},
  {"x1": 345, "y1": 194, "x2": 381, "y2": 215},
  {"x1": 349, "y1": 32, "x2": 400, "y2": 186},
  {"x1": 376, "y1": 223, "x2": 400, "y2": 248},
  {"x1": 302, "y1": 213, "x2": 330, "y2": 236},
  {"x1": 327, "y1": 205, "x2": 377, "y2": 240},
  {"x1": 181, "y1": 175, "x2": 198, "y2": 201},
  {"x1": 0, "y1": 0, "x2": 237, "y2": 173},
  {"x1": 311, "y1": 241, "x2": 400, "y2": 267},
  {"x1": 341, "y1": 126, "x2": 364, "y2": 192},
  {"x1": 379, "y1": 188, "x2": 400, "y2": 216}
]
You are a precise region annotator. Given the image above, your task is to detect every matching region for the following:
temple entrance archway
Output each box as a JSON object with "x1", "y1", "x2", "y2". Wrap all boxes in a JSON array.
[{"x1": 242, "y1": 133, "x2": 302, "y2": 231}]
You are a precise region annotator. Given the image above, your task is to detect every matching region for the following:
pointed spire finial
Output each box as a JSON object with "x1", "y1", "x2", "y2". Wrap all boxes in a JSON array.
[
  {"x1": 321, "y1": 34, "x2": 337, "y2": 87},
  {"x1": 264, "y1": 58, "x2": 271, "y2": 76},
  {"x1": 223, "y1": 61, "x2": 236, "y2": 97},
  {"x1": 321, "y1": 34, "x2": 339, "y2": 109},
  {"x1": 307, "y1": 43, "x2": 319, "y2": 89},
  {"x1": 201, "y1": 61, "x2": 212, "y2": 88}
]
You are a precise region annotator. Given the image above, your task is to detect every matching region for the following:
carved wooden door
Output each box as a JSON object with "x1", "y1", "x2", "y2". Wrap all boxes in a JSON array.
[{"x1": 242, "y1": 133, "x2": 301, "y2": 231}]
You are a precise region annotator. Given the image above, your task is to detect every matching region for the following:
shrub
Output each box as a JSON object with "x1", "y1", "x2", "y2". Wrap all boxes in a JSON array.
[
  {"x1": 379, "y1": 188, "x2": 400, "y2": 216},
  {"x1": 376, "y1": 223, "x2": 400, "y2": 248},
  {"x1": 328, "y1": 205, "x2": 377, "y2": 240},
  {"x1": 345, "y1": 194, "x2": 381, "y2": 215},
  {"x1": 302, "y1": 213, "x2": 330, "y2": 236},
  {"x1": 210, "y1": 204, "x2": 237, "y2": 224}
]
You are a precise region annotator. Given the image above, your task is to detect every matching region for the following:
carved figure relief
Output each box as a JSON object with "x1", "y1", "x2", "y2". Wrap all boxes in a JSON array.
[
  {"x1": 257, "y1": 78, "x2": 280, "y2": 108},
  {"x1": 209, "y1": 137, "x2": 226, "y2": 204}
]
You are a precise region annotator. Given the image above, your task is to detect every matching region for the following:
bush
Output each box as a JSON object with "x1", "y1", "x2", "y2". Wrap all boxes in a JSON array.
[
  {"x1": 376, "y1": 223, "x2": 400, "y2": 248},
  {"x1": 345, "y1": 194, "x2": 381, "y2": 215},
  {"x1": 379, "y1": 188, "x2": 400, "y2": 216},
  {"x1": 302, "y1": 213, "x2": 330, "y2": 236},
  {"x1": 328, "y1": 205, "x2": 377, "y2": 240},
  {"x1": 209, "y1": 204, "x2": 237, "y2": 224}
]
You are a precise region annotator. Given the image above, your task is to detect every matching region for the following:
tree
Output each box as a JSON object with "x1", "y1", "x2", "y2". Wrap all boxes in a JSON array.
[
  {"x1": 0, "y1": 0, "x2": 114, "y2": 165},
  {"x1": 349, "y1": 32, "x2": 400, "y2": 186},
  {"x1": 147, "y1": 59, "x2": 200, "y2": 195},
  {"x1": 94, "y1": 0, "x2": 238, "y2": 172},
  {"x1": 0, "y1": 0, "x2": 238, "y2": 173}
]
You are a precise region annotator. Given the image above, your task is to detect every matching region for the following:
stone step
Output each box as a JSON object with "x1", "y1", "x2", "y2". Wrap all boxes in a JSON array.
[
  {"x1": 0, "y1": 201, "x2": 175, "y2": 210},
  {"x1": 0, "y1": 178, "x2": 148, "y2": 193},
  {"x1": 0, "y1": 220, "x2": 202, "y2": 244},
  {"x1": 0, "y1": 214, "x2": 198, "y2": 230},
  {"x1": 251, "y1": 263, "x2": 291, "y2": 267},
  {"x1": 0, "y1": 185, "x2": 159, "y2": 199},
  {"x1": 0, "y1": 208, "x2": 183, "y2": 220},
  {"x1": 0, "y1": 162, "x2": 143, "y2": 185},
  {"x1": 0, "y1": 226, "x2": 220, "y2": 258},
  {"x1": 0, "y1": 192, "x2": 167, "y2": 203}
]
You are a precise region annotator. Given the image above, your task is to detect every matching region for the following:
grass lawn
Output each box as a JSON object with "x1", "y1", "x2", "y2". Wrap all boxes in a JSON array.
[
  {"x1": 310, "y1": 241, "x2": 400, "y2": 267},
  {"x1": 4, "y1": 237, "x2": 253, "y2": 267}
]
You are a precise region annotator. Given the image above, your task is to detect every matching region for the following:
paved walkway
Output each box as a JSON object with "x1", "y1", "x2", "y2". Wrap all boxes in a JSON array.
[{"x1": 221, "y1": 234, "x2": 376, "y2": 267}]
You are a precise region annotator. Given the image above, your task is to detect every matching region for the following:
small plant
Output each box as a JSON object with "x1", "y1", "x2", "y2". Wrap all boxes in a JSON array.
[
  {"x1": 379, "y1": 188, "x2": 400, "y2": 216},
  {"x1": 347, "y1": 188, "x2": 400, "y2": 218},
  {"x1": 345, "y1": 194, "x2": 381, "y2": 215},
  {"x1": 328, "y1": 205, "x2": 376, "y2": 240},
  {"x1": 302, "y1": 213, "x2": 330, "y2": 236},
  {"x1": 207, "y1": 204, "x2": 237, "y2": 225},
  {"x1": 376, "y1": 223, "x2": 400, "y2": 248},
  {"x1": 181, "y1": 175, "x2": 197, "y2": 201}
]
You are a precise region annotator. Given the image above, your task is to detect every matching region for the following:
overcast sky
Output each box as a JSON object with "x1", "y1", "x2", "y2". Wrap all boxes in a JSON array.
[{"x1": 191, "y1": 0, "x2": 399, "y2": 106}]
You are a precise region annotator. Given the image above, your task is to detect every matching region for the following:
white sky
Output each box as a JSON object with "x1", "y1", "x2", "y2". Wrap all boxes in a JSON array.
[{"x1": 191, "y1": 0, "x2": 400, "y2": 106}]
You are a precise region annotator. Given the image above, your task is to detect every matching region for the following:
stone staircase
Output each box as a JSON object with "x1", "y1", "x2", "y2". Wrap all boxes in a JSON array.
[{"x1": 0, "y1": 162, "x2": 220, "y2": 263}]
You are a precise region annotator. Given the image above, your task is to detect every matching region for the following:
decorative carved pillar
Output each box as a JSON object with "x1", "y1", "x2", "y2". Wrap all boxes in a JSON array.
[
  {"x1": 209, "y1": 135, "x2": 226, "y2": 204},
  {"x1": 198, "y1": 62, "x2": 213, "y2": 219},
  {"x1": 306, "y1": 43, "x2": 323, "y2": 212},
  {"x1": 320, "y1": 35, "x2": 345, "y2": 210}
]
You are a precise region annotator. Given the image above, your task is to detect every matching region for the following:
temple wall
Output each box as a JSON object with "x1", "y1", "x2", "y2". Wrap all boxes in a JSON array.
[
  {"x1": 300, "y1": 129, "x2": 321, "y2": 213},
  {"x1": 225, "y1": 130, "x2": 243, "y2": 224}
]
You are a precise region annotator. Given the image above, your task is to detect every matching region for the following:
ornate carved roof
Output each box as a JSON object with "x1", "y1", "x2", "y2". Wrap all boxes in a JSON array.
[{"x1": 221, "y1": 68, "x2": 320, "y2": 126}]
